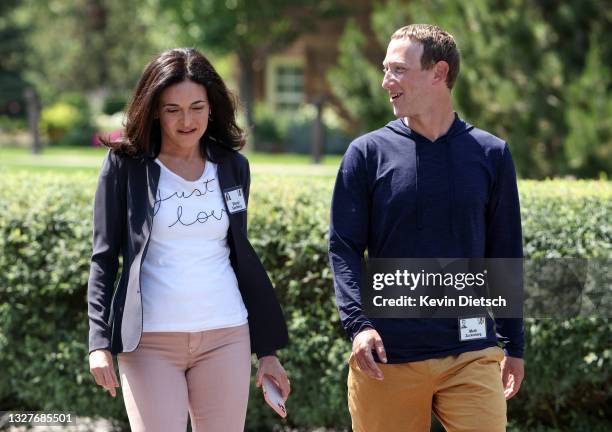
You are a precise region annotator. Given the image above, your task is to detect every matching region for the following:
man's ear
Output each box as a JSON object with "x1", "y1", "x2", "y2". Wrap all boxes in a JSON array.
[{"x1": 432, "y1": 61, "x2": 449, "y2": 86}]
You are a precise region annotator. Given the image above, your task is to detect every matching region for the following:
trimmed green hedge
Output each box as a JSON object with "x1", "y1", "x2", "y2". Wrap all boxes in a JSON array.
[{"x1": 0, "y1": 172, "x2": 610, "y2": 431}]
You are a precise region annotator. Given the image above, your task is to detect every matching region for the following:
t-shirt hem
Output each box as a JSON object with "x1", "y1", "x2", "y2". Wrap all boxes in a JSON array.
[{"x1": 142, "y1": 316, "x2": 248, "y2": 333}]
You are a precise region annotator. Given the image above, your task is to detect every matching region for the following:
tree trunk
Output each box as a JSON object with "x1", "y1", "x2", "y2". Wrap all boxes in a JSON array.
[
  {"x1": 24, "y1": 88, "x2": 41, "y2": 154},
  {"x1": 312, "y1": 96, "x2": 324, "y2": 164},
  {"x1": 84, "y1": 0, "x2": 108, "y2": 87}
]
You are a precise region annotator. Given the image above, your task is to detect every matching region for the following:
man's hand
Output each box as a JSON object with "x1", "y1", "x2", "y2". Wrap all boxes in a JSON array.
[
  {"x1": 256, "y1": 355, "x2": 291, "y2": 400},
  {"x1": 352, "y1": 328, "x2": 387, "y2": 380},
  {"x1": 89, "y1": 349, "x2": 119, "y2": 397},
  {"x1": 501, "y1": 356, "x2": 524, "y2": 399}
]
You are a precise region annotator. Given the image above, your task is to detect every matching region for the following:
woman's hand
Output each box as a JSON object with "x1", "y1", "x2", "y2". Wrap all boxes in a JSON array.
[
  {"x1": 89, "y1": 349, "x2": 119, "y2": 397},
  {"x1": 256, "y1": 355, "x2": 290, "y2": 400}
]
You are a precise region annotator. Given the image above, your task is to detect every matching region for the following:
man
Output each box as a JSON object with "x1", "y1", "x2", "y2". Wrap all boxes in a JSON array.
[{"x1": 329, "y1": 24, "x2": 524, "y2": 431}]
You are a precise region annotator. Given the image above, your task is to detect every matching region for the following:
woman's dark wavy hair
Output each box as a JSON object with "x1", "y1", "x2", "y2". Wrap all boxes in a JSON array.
[{"x1": 103, "y1": 48, "x2": 245, "y2": 160}]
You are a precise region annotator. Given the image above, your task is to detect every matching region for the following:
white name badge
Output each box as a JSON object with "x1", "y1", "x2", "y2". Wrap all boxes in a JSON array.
[
  {"x1": 459, "y1": 317, "x2": 487, "y2": 341},
  {"x1": 223, "y1": 186, "x2": 247, "y2": 214}
]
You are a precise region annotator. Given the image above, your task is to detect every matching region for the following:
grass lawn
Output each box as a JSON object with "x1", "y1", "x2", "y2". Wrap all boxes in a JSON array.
[{"x1": 0, "y1": 145, "x2": 342, "y2": 177}]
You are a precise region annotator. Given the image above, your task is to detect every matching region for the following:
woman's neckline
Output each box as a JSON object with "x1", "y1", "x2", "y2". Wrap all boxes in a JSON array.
[{"x1": 155, "y1": 158, "x2": 210, "y2": 183}]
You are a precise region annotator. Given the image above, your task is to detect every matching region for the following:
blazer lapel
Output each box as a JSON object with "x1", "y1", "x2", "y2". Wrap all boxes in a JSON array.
[
  {"x1": 145, "y1": 158, "x2": 160, "y2": 235},
  {"x1": 216, "y1": 158, "x2": 245, "y2": 236}
]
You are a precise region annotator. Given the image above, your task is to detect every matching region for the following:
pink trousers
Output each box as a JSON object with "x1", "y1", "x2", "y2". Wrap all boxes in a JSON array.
[{"x1": 117, "y1": 323, "x2": 251, "y2": 432}]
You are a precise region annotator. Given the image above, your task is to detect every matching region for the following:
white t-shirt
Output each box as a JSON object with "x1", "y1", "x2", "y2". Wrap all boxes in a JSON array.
[{"x1": 140, "y1": 159, "x2": 248, "y2": 332}]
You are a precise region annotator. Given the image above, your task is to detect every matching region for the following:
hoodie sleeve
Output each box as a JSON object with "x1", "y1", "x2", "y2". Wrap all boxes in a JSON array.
[
  {"x1": 486, "y1": 143, "x2": 525, "y2": 358},
  {"x1": 329, "y1": 143, "x2": 373, "y2": 340}
]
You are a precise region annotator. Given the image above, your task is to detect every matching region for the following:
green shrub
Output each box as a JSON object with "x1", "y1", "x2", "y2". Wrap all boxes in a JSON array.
[
  {"x1": 0, "y1": 173, "x2": 610, "y2": 431},
  {"x1": 102, "y1": 94, "x2": 127, "y2": 116},
  {"x1": 510, "y1": 180, "x2": 612, "y2": 432},
  {"x1": 0, "y1": 173, "x2": 127, "y2": 425},
  {"x1": 252, "y1": 103, "x2": 354, "y2": 155},
  {"x1": 40, "y1": 96, "x2": 95, "y2": 146},
  {"x1": 41, "y1": 103, "x2": 82, "y2": 136},
  {"x1": 0, "y1": 115, "x2": 27, "y2": 132},
  {"x1": 252, "y1": 103, "x2": 284, "y2": 153}
]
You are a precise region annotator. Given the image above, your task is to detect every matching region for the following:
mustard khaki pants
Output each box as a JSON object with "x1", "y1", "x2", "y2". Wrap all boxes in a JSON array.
[{"x1": 348, "y1": 346, "x2": 507, "y2": 432}]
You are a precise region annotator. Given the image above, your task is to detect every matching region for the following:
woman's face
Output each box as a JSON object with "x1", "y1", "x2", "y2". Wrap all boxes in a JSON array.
[{"x1": 157, "y1": 79, "x2": 209, "y2": 151}]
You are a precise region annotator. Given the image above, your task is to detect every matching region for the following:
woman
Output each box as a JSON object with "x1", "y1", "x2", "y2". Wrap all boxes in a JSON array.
[{"x1": 87, "y1": 48, "x2": 290, "y2": 432}]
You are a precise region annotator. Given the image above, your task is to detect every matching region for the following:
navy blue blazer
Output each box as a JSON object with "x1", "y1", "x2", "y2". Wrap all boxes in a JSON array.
[{"x1": 87, "y1": 146, "x2": 288, "y2": 357}]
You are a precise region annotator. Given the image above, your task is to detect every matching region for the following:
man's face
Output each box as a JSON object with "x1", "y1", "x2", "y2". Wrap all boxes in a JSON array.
[{"x1": 382, "y1": 38, "x2": 434, "y2": 118}]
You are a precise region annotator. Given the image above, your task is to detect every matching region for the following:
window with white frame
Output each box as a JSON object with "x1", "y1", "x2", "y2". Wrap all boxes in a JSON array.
[{"x1": 266, "y1": 57, "x2": 304, "y2": 111}]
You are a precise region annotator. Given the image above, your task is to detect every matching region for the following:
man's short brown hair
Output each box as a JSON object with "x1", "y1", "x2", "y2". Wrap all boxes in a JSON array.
[{"x1": 391, "y1": 24, "x2": 460, "y2": 89}]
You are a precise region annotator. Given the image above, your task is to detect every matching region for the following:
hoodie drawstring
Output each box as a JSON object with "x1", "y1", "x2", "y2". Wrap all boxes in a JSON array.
[
  {"x1": 415, "y1": 140, "x2": 423, "y2": 230},
  {"x1": 444, "y1": 136, "x2": 457, "y2": 239}
]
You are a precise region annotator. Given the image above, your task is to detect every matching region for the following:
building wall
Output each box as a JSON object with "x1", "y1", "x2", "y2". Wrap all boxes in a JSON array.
[{"x1": 253, "y1": 1, "x2": 386, "y2": 124}]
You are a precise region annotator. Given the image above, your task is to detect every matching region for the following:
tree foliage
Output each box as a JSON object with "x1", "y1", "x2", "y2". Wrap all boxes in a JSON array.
[
  {"x1": 327, "y1": 19, "x2": 393, "y2": 133},
  {"x1": 0, "y1": 0, "x2": 30, "y2": 113},
  {"x1": 156, "y1": 0, "x2": 342, "y2": 128},
  {"x1": 15, "y1": 0, "x2": 179, "y2": 105},
  {"x1": 330, "y1": 0, "x2": 612, "y2": 178}
]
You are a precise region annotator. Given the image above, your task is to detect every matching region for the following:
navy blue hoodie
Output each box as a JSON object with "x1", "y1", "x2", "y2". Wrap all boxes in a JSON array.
[{"x1": 329, "y1": 113, "x2": 524, "y2": 363}]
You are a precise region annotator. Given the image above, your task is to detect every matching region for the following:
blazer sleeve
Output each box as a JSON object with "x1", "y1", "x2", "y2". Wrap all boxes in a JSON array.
[
  {"x1": 237, "y1": 153, "x2": 282, "y2": 358},
  {"x1": 87, "y1": 150, "x2": 126, "y2": 353}
]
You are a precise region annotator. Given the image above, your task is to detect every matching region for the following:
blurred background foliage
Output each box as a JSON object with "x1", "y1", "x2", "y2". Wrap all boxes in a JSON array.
[
  {"x1": 1, "y1": 0, "x2": 610, "y2": 177},
  {"x1": 329, "y1": 0, "x2": 612, "y2": 177}
]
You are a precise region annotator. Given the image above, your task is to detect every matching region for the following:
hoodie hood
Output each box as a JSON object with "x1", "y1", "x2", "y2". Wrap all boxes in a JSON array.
[
  {"x1": 384, "y1": 112, "x2": 474, "y2": 240},
  {"x1": 384, "y1": 112, "x2": 474, "y2": 142}
]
